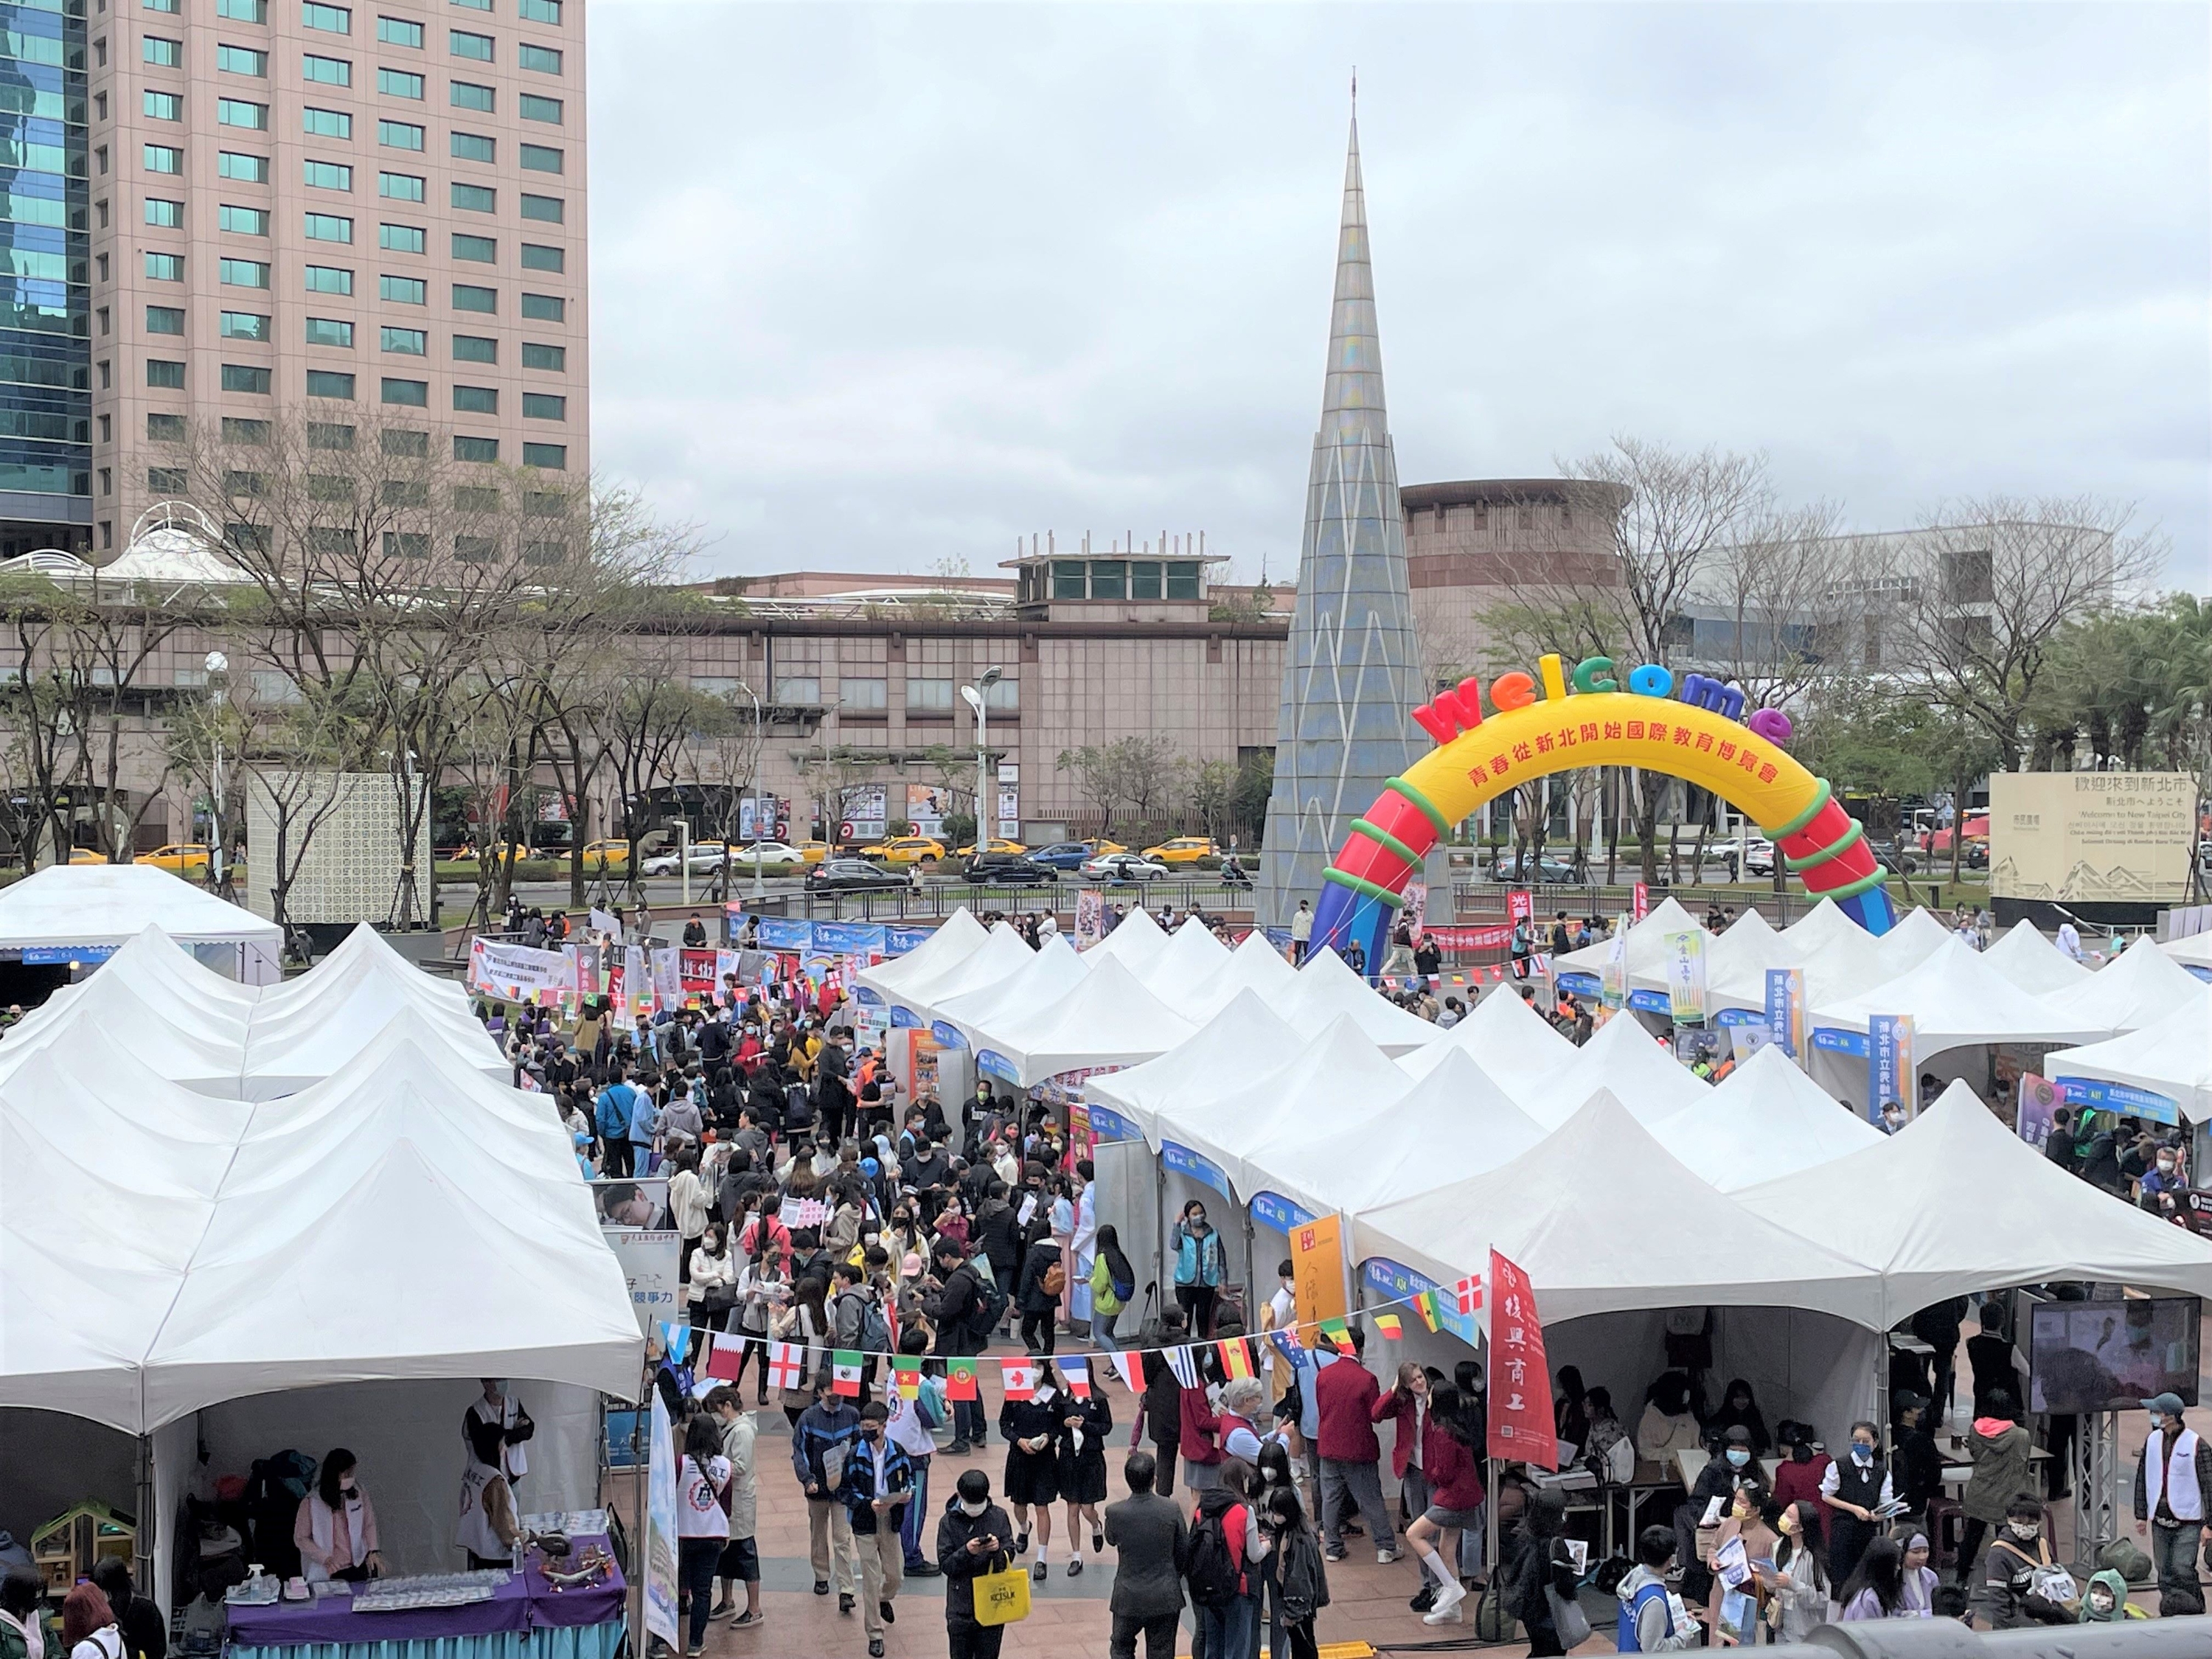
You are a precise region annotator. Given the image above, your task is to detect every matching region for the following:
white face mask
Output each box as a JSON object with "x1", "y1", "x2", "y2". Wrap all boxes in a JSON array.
[{"x1": 959, "y1": 1499, "x2": 988, "y2": 1518}]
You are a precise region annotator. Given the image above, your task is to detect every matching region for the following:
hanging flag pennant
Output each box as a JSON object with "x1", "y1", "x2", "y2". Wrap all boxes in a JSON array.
[
  {"x1": 1413, "y1": 1291, "x2": 1441, "y2": 1333},
  {"x1": 892, "y1": 1357, "x2": 924, "y2": 1400},
  {"x1": 701, "y1": 1334, "x2": 745, "y2": 1381},
  {"x1": 1217, "y1": 1338, "x2": 1253, "y2": 1382},
  {"x1": 1453, "y1": 1273, "x2": 1485, "y2": 1315},
  {"x1": 1110, "y1": 1351, "x2": 1144, "y2": 1392},
  {"x1": 765, "y1": 1340, "x2": 804, "y2": 1393},
  {"x1": 945, "y1": 1357, "x2": 980, "y2": 1401},
  {"x1": 1372, "y1": 1312, "x2": 1404, "y2": 1339},
  {"x1": 1268, "y1": 1330, "x2": 1304, "y2": 1369},
  {"x1": 1164, "y1": 1345, "x2": 1200, "y2": 1390},
  {"x1": 1060, "y1": 1356, "x2": 1091, "y2": 1399},
  {"x1": 659, "y1": 1322, "x2": 691, "y2": 1364},
  {"x1": 1001, "y1": 1357, "x2": 1036, "y2": 1401},
  {"x1": 1318, "y1": 1315, "x2": 1351, "y2": 1345},
  {"x1": 831, "y1": 1349, "x2": 864, "y2": 1397}
]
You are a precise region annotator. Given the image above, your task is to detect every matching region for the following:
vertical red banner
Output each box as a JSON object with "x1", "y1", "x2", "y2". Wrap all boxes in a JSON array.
[
  {"x1": 1485, "y1": 1249, "x2": 1561, "y2": 1469},
  {"x1": 1506, "y1": 888, "x2": 1534, "y2": 925},
  {"x1": 1632, "y1": 882, "x2": 1650, "y2": 921}
]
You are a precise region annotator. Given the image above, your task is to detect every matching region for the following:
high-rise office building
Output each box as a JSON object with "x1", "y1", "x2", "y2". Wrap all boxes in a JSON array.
[
  {"x1": 0, "y1": 0, "x2": 93, "y2": 556},
  {"x1": 85, "y1": 0, "x2": 588, "y2": 553}
]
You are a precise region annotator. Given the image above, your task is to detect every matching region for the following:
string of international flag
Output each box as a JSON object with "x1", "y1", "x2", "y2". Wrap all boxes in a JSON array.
[{"x1": 661, "y1": 1270, "x2": 1488, "y2": 1402}]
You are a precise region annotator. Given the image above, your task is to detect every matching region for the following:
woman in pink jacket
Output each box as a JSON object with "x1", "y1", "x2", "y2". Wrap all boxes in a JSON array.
[{"x1": 294, "y1": 1450, "x2": 384, "y2": 1583}]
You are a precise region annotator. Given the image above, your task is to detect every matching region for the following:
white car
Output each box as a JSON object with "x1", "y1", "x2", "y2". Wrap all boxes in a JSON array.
[
  {"x1": 1081, "y1": 852, "x2": 1170, "y2": 883},
  {"x1": 640, "y1": 841, "x2": 729, "y2": 876},
  {"x1": 727, "y1": 841, "x2": 808, "y2": 872}
]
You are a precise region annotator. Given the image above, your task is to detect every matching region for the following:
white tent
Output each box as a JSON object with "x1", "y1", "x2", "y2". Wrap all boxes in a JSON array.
[
  {"x1": 2041, "y1": 936, "x2": 2207, "y2": 1038},
  {"x1": 1655, "y1": 1045, "x2": 1884, "y2": 1190},
  {"x1": 1180, "y1": 929, "x2": 1300, "y2": 1020},
  {"x1": 1513, "y1": 1009, "x2": 1709, "y2": 1127},
  {"x1": 241, "y1": 946, "x2": 504, "y2": 1098},
  {"x1": 260, "y1": 922, "x2": 473, "y2": 1015},
  {"x1": 967, "y1": 955, "x2": 1198, "y2": 1088},
  {"x1": 0, "y1": 965, "x2": 248, "y2": 1094},
  {"x1": 852, "y1": 907, "x2": 988, "y2": 1009},
  {"x1": 904, "y1": 923, "x2": 1035, "y2": 1026},
  {"x1": 1277, "y1": 947, "x2": 1441, "y2": 1057},
  {"x1": 1632, "y1": 906, "x2": 1792, "y2": 996},
  {"x1": 1555, "y1": 897, "x2": 1707, "y2": 986},
  {"x1": 1085, "y1": 988, "x2": 1301, "y2": 1145},
  {"x1": 1725, "y1": 899, "x2": 1892, "y2": 1011},
  {"x1": 1141, "y1": 918, "x2": 1234, "y2": 1009},
  {"x1": 0, "y1": 864, "x2": 281, "y2": 980},
  {"x1": 2162, "y1": 931, "x2": 2212, "y2": 978},
  {"x1": 1243, "y1": 1047, "x2": 1547, "y2": 1220},
  {"x1": 1812, "y1": 936, "x2": 2112, "y2": 1053},
  {"x1": 1084, "y1": 905, "x2": 1169, "y2": 970},
  {"x1": 1399, "y1": 984, "x2": 1578, "y2": 1094},
  {"x1": 2043, "y1": 994, "x2": 2212, "y2": 1124},
  {"x1": 1983, "y1": 919, "x2": 2094, "y2": 998},
  {"x1": 1871, "y1": 906, "x2": 1956, "y2": 978},
  {"x1": 1737, "y1": 1082, "x2": 2212, "y2": 1322},
  {"x1": 939, "y1": 932, "x2": 1088, "y2": 1050},
  {"x1": 1353, "y1": 1090, "x2": 1888, "y2": 1328}
]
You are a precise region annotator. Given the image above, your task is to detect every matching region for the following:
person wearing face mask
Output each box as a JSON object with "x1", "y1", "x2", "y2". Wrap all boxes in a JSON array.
[
  {"x1": 1000, "y1": 1360, "x2": 1064, "y2": 1579},
  {"x1": 1757, "y1": 1500, "x2": 1829, "y2": 1643},
  {"x1": 1955, "y1": 1390, "x2": 2031, "y2": 1585},
  {"x1": 1891, "y1": 1394, "x2": 1943, "y2": 1532},
  {"x1": 2078, "y1": 1568, "x2": 2142, "y2": 1622},
  {"x1": 841, "y1": 1402, "x2": 912, "y2": 1659},
  {"x1": 1706, "y1": 1378, "x2": 1771, "y2": 1459},
  {"x1": 1818, "y1": 1420, "x2": 1891, "y2": 1589},
  {"x1": 1259, "y1": 1259, "x2": 1298, "y2": 1408},
  {"x1": 936, "y1": 1470, "x2": 1015, "y2": 1659},
  {"x1": 464, "y1": 1378, "x2": 534, "y2": 1487},
  {"x1": 1680, "y1": 1426, "x2": 1760, "y2": 1612},
  {"x1": 1054, "y1": 1371, "x2": 1113, "y2": 1578},
  {"x1": 2132, "y1": 1390, "x2": 2211, "y2": 1604},
  {"x1": 1704, "y1": 1480, "x2": 1777, "y2": 1638},
  {"x1": 2139, "y1": 1144, "x2": 2187, "y2": 1217},
  {"x1": 1171, "y1": 1200, "x2": 1225, "y2": 1339},
  {"x1": 1982, "y1": 1495, "x2": 2063, "y2": 1629},
  {"x1": 292, "y1": 1449, "x2": 382, "y2": 1584}
]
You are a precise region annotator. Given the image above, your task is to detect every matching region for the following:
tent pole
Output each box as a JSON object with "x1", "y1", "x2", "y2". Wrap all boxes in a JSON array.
[{"x1": 134, "y1": 1434, "x2": 154, "y2": 1599}]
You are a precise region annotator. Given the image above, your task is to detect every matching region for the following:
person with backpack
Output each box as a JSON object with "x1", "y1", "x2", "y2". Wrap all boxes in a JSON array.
[
  {"x1": 594, "y1": 1065, "x2": 639, "y2": 1178},
  {"x1": 888, "y1": 1328, "x2": 945, "y2": 1580},
  {"x1": 1616, "y1": 1524, "x2": 1697, "y2": 1651},
  {"x1": 1188, "y1": 1460, "x2": 1263, "y2": 1659},
  {"x1": 830, "y1": 1262, "x2": 889, "y2": 1405},
  {"x1": 1257, "y1": 1484, "x2": 1328, "y2": 1659},
  {"x1": 1000, "y1": 1359, "x2": 1065, "y2": 1579},
  {"x1": 1015, "y1": 1239, "x2": 1064, "y2": 1357},
  {"x1": 790, "y1": 1371, "x2": 863, "y2": 1614},
  {"x1": 925, "y1": 1239, "x2": 1000, "y2": 1455}
]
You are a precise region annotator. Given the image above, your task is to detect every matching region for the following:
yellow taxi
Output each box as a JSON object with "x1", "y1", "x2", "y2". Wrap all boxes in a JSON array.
[
  {"x1": 1092, "y1": 838, "x2": 1127, "y2": 855},
  {"x1": 953, "y1": 837, "x2": 1029, "y2": 858},
  {"x1": 791, "y1": 840, "x2": 833, "y2": 865},
  {"x1": 860, "y1": 835, "x2": 947, "y2": 866},
  {"x1": 136, "y1": 844, "x2": 215, "y2": 874},
  {"x1": 1141, "y1": 835, "x2": 1217, "y2": 866},
  {"x1": 580, "y1": 838, "x2": 631, "y2": 871},
  {"x1": 66, "y1": 846, "x2": 108, "y2": 865}
]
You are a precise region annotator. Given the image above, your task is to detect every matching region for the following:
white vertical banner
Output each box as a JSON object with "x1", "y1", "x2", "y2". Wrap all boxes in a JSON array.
[
  {"x1": 643, "y1": 1391, "x2": 679, "y2": 1648},
  {"x1": 1663, "y1": 929, "x2": 1708, "y2": 1025}
]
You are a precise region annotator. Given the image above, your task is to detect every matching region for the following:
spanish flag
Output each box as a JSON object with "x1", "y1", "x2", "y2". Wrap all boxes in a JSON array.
[
  {"x1": 1217, "y1": 1338, "x2": 1253, "y2": 1381},
  {"x1": 1414, "y1": 1291, "x2": 1441, "y2": 1333}
]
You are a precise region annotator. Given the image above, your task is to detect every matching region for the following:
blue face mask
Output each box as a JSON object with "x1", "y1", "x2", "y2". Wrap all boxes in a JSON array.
[
  {"x1": 1726, "y1": 1448, "x2": 1750, "y2": 1468},
  {"x1": 1852, "y1": 1444, "x2": 1874, "y2": 1464}
]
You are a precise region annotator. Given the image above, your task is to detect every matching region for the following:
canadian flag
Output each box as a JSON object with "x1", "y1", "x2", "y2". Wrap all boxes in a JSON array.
[
  {"x1": 1001, "y1": 1358, "x2": 1036, "y2": 1401},
  {"x1": 766, "y1": 1340, "x2": 804, "y2": 1393},
  {"x1": 1453, "y1": 1273, "x2": 1484, "y2": 1315}
]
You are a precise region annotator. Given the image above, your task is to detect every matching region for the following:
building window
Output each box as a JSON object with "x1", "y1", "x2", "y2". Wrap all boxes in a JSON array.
[
  {"x1": 147, "y1": 414, "x2": 187, "y2": 442},
  {"x1": 1166, "y1": 565, "x2": 1200, "y2": 599},
  {"x1": 1088, "y1": 559, "x2": 1126, "y2": 599},
  {"x1": 773, "y1": 677, "x2": 819, "y2": 706},
  {"x1": 144, "y1": 251, "x2": 184, "y2": 280},
  {"x1": 838, "y1": 677, "x2": 887, "y2": 711},
  {"x1": 219, "y1": 257, "x2": 271, "y2": 287},
  {"x1": 380, "y1": 274, "x2": 426, "y2": 302},
  {"x1": 305, "y1": 369, "x2": 357, "y2": 398},
  {"x1": 521, "y1": 442, "x2": 566, "y2": 469},
  {"x1": 451, "y1": 182, "x2": 495, "y2": 212},
  {"x1": 146, "y1": 358, "x2": 186, "y2": 389},
  {"x1": 145, "y1": 144, "x2": 184, "y2": 173},
  {"x1": 379, "y1": 170, "x2": 425, "y2": 201},
  {"x1": 380, "y1": 377, "x2": 428, "y2": 406},
  {"x1": 216, "y1": 43, "x2": 265, "y2": 74},
  {"x1": 380, "y1": 325, "x2": 425, "y2": 353},
  {"x1": 451, "y1": 131, "x2": 494, "y2": 162},
  {"x1": 521, "y1": 341, "x2": 564, "y2": 370},
  {"x1": 303, "y1": 159, "x2": 353, "y2": 191},
  {"x1": 383, "y1": 531, "x2": 430, "y2": 558},
  {"x1": 518, "y1": 0, "x2": 560, "y2": 20},
  {"x1": 218, "y1": 204, "x2": 268, "y2": 234},
  {"x1": 452, "y1": 232, "x2": 495, "y2": 262},
  {"x1": 307, "y1": 421, "x2": 355, "y2": 448},
  {"x1": 518, "y1": 192, "x2": 563, "y2": 223},
  {"x1": 453, "y1": 436, "x2": 498, "y2": 462},
  {"x1": 521, "y1": 392, "x2": 564, "y2": 420},
  {"x1": 518, "y1": 143, "x2": 562, "y2": 173},
  {"x1": 378, "y1": 15, "x2": 422, "y2": 46},
  {"x1": 218, "y1": 150, "x2": 268, "y2": 181},
  {"x1": 304, "y1": 106, "x2": 352, "y2": 139},
  {"x1": 304, "y1": 54, "x2": 352, "y2": 86},
  {"x1": 304, "y1": 212, "x2": 353, "y2": 242},
  {"x1": 143, "y1": 90, "x2": 182, "y2": 119},
  {"x1": 378, "y1": 119, "x2": 425, "y2": 149},
  {"x1": 453, "y1": 384, "x2": 496, "y2": 413},
  {"x1": 303, "y1": 3, "x2": 352, "y2": 34},
  {"x1": 1130, "y1": 560, "x2": 1161, "y2": 599},
  {"x1": 382, "y1": 427, "x2": 429, "y2": 456},
  {"x1": 98, "y1": 145, "x2": 110, "y2": 175},
  {"x1": 449, "y1": 79, "x2": 493, "y2": 111},
  {"x1": 98, "y1": 307, "x2": 111, "y2": 335},
  {"x1": 380, "y1": 223, "x2": 425, "y2": 252},
  {"x1": 519, "y1": 291, "x2": 563, "y2": 321},
  {"x1": 454, "y1": 0, "x2": 491, "y2": 10},
  {"x1": 451, "y1": 283, "x2": 496, "y2": 313},
  {"x1": 453, "y1": 485, "x2": 500, "y2": 512},
  {"x1": 907, "y1": 678, "x2": 953, "y2": 712},
  {"x1": 518, "y1": 93, "x2": 560, "y2": 123},
  {"x1": 380, "y1": 67, "x2": 423, "y2": 97},
  {"x1": 219, "y1": 310, "x2": 270, "y2": 339},
  {"x1": 304, "y1": 265, "x2": 354, "y2": 294},
  {"x1": 452, "y1": 333, "x2": 496, "y2": 362},
  {"x1": 1051, "y1": 560, "x2": 1085, "y2": 599},
  {"x1": 518, "y1": 41, "x2": 561, "y2": 74},
  {"x1": 217, "y1": 0, "x2": 266, "y2": 16},
  {"x1": 148, "y1": 467, "x2": 188, "y2": 491},
  {"x1": 449, "y1": 28, "x2": 493, "y2": 59},
  {"x1": 305, "y1": 316, "x2": 353, "y2": 347},
  {"x1": 217, "y1": 99, "x2": 269, "y2": 128},
  {"x1": 519, "y1": 242, "x2": 562, "y2": 272},
  {"x1": 145, "y1": 35, "x2": 182, "y2": 63},
  {"x1": 221, "y1": 364, "x2": 272, "y2": 394}
]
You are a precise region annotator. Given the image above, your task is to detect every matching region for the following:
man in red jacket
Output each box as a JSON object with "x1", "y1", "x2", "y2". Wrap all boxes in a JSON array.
[{"x1": 1313, "y1": 1326, "x2": 1400, "y2": 1563}]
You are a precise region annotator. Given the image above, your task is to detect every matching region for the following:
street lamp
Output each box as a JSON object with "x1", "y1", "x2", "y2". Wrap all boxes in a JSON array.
[
  {"x1": 204, "y1": 651, "x2": 229, "y2": 894},
  {"x1": 959, "y1": 665, "x2": 1001, "y2": 849},
  {"x1": 737, "y1": 680, "x2": 765, "y2": 900}
]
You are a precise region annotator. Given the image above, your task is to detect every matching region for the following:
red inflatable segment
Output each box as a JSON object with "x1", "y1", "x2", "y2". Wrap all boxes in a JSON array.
[{"x1": 1778, "y1": 799, "x2": 1879, "y2": 896}]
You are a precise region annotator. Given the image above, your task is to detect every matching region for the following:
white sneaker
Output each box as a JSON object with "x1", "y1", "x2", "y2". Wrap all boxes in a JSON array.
[
  {"x1": 1377, "y1": 1547, "x2": 1402, "y2": 1565},
  {"x1": 1423, "y1": 1582, "x2": 1467, "y2": 1625}
]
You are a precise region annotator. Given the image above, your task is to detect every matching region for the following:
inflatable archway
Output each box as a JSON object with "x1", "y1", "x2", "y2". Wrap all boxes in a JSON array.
[{"x1": 1309, "y1": 653, "x2": 1895, "y2": 969}]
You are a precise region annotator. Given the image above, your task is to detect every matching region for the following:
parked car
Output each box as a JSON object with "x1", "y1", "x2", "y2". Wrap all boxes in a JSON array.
[
  {"x1": 1744, "y1": 838, "x2": 1777, "y2": 877},
  {"x1": 1082, "y1": 852, "x2": 1171, "y2": 883},
  {"x1": 964, "y1": 852, "x2": 1056, "y2": 886},
  {"x1": 1027, "y1": 841, "x2": 1096, "y2": 871},
  {"x1": 1141, "y1": 835, "x2": 1217, "y2": 866},
  {"x1": 641, "y1": 841, "x2": 731, "y2": 876},
  {"x1": 953, "y1": 837, "x2": 1029, "y2": 858},
  {"x1": 132, "y1": 843, "x2": 213, "y2": 874},
  {"x1": 807, "y1": 857, "x2": 919, "y2": 892},
  {"x1": 1869, "y1": 839, "x2": 1920, "y2": 875},
  {"x1": 580, "y1": 838, "x2": 631, "y2": 871},
  {"x1": 859, "y1": 835, "x2": 946, "y2": 866},
  {"x1": 1484, "y1": 856, "x2": 1579, "y2": 883},
  {"x1": 722, "y1": 841, "x2": 810, "y2": 872}
]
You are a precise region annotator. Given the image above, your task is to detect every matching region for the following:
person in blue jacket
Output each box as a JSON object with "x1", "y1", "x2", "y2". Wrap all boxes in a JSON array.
[{"x1": 1171, "y1": 1199, "x2": 1226, "y2": 1338}]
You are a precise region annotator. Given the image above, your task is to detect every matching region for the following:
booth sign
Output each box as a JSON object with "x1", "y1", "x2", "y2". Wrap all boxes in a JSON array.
[{"x1": 1161, "y1": 1141, "x2": 1232, "y2": 1202}]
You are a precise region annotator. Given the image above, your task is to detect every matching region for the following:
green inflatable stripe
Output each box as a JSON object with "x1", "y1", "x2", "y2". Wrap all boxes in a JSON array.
[
  {"x1": 1821, "y1": 868, "x2": 1890, "y2": 902},
  {"x1": 1349, "y1": 818, "x2": 1422, "y2": 869},
  {"x1": 1767, "y1": 778, "x2": 1832, "y2": 842},
  {"x1": 1385, "y1": 776, "x2": 1452, "y2": 839},
  {"x1": 1785, "y1": 819, "x2": 1863, "y2": 873},
  {"x1": 1322, "y1": 866, "x2": 1403, "y2": 909}
]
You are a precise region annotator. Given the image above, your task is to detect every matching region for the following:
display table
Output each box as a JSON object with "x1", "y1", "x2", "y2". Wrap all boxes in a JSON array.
[{"x1": 229, "y1": 1537, "x2": 624, "y2": 1659}]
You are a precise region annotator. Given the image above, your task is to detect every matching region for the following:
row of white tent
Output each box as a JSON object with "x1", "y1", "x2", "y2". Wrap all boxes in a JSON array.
[
  {"x1": 0, "y1": 863, "x2": 284, "y2": 978},
  {"x1": 0, "y1": 925, "x2": 638, "y2": 1435}
]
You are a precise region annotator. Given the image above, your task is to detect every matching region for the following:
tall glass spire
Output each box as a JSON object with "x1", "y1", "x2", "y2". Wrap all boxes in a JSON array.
[{"x1": 1255, "y1": 108, "x2": 1427, "y2": 931}]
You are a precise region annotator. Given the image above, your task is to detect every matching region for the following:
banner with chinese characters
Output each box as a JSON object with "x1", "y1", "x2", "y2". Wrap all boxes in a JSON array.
[
  {"x1": 1288, "y1": 1214, "x2": 1349, "y2": 1344},
  {"x1": 467, "y1": 936, "x2": 571, "y2": 1002},
  {"x1": 1485, "y1": 1249, "x2": 1561, "y2": 1470},
  {"x1": 1074, "y1": 888, "x2": 1105, "y2": 948},
  {"x1": 1764, "y1": 966, "x2": 1805, "y2": 1059},
  {"x1": 1599, "y1": 920, "x2": 1629, "y2": 1011},
  {"x1": 1869, "y1": 1012, "x2": 1915, "y2": 1124},
  {"x1": 1663, "y1": 929, "x2": 1708, "y2": 1025}
]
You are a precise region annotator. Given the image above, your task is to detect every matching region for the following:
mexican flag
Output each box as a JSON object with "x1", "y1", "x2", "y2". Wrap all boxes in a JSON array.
[
  {"x1": 832, "y1": 1349, "x2": 863, "y2": 1397},
  {"x1": 946, "y1": 1358, "x2": 980, "y2": 1401},
  {"x1": 1000, "y1": 1358, "x2": 1035, "y2": 1401}
]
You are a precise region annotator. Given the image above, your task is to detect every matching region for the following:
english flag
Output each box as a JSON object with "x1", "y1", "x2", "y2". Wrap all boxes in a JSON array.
[
  {"x1": 1001, "y1": 1358, "x2": 1036, "y2": 1401},
  {"x1": 1453, "y1": 1273, "x2": 1484, "y2": 1315},
  {"x1": 765, "y1": 1340, "x2": 804, "y2": 1393}
]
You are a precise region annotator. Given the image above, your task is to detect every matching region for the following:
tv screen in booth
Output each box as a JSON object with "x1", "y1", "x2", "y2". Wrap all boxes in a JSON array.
[{"x1": 2028, "y1": 1298, "x2": 2200, "y2": 1414}]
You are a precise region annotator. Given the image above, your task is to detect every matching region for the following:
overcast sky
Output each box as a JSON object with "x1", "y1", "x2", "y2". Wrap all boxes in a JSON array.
[{"x1": 587, "y1": 3, "x2": 2210, "y2": 591}]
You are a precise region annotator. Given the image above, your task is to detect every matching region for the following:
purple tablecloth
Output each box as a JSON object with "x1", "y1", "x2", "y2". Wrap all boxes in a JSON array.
[{"x1": 227, "y1": 1537, "x2": 625, "y2": 1647}]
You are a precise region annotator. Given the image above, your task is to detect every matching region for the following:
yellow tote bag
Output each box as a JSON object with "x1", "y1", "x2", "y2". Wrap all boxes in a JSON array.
[{"x1": 973, "y1": 1565, "x2": 1032, "y2": 1627}]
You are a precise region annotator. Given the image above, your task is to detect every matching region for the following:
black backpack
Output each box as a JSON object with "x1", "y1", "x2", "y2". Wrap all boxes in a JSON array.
[
  {"x1": 784, "y1": 1081, "x2": 815, "y2": 1129},
  {"x1": 967, "y1": 1272, "x2": 1009, "y2": 1339},
  {"x1": 1184, "y1": 1504, "x2": 1242, "y2": 1608}
]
